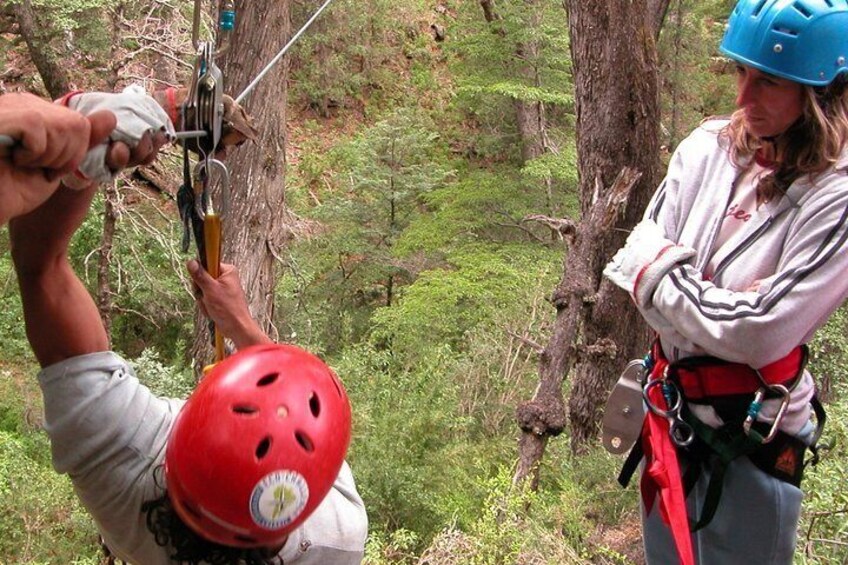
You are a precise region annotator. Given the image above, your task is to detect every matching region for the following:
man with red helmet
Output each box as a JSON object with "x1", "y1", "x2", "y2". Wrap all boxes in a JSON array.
[{"x1": 7, "y1": 92, "x2": 367, "y2": 563}]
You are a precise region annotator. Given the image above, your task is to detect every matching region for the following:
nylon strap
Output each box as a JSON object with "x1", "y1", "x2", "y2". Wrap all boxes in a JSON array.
[
  {"x1": 666, "y1": 346, "x2": 806, "y2": 400},
  {"x1": 640, "y1": 358, "x2": 696, "y2": 565}
]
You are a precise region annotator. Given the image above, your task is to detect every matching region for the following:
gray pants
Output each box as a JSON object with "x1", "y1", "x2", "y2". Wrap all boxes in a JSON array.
[{"x1": 642, "y1": 455, "x2": 803, "y2": 564}]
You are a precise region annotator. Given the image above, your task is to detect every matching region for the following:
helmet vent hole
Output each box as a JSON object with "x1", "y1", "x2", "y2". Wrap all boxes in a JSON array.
[
  {"x1": 235, "y1": 535, "x2": 258, "y2": 544},
  {"x1": 257, "y1": 373, "x2": 279, "y2": 387},
  {"x1": 295, "y1": 430, "x2": 315, "y2": 453},
  {"x1": 792, "y1": 2, "x2": 812, "y2": 18},
  {"x1": 255, "y1": 436, "x2": 272, "y2": 460},
  {"x1": 775, "y1": 26, "x2": 798, "y2": 37},
  {"x1": 308, "y1": 393, "x2": 321, "y2": 417},
  {"x1": 232, "y1": 403, "x2": 259, "y2": 415},
  {"x1": 752, "y1": 0, "x2": 767, "y2": 17}
]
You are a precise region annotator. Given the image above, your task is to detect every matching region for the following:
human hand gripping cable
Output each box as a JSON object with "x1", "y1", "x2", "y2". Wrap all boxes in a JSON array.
[
  {"x1": 59, "y1": 85, "x2": 176, "y2": 188},
  {"x1": 603, "y1": 219, "x2": 697, "y2": 308}
]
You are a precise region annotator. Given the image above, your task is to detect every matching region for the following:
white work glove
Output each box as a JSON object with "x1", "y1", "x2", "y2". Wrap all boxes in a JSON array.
[
  {"x1": 603, "y1": 219, "x2": 696, "y2": 307},
  {"x1": 62, "y1": 85, "x2": 175, "y2": 186}
]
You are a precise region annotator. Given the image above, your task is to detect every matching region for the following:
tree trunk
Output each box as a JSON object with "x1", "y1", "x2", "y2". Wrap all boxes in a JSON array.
[
  {"x1": 479, "y1": 0, "x2": 550, "y2": 165},
  {"x1": 191, "y1": 0, "x2": 290, "y2": 368},
  {"x1": 12, "y1": 0, "x2": 69, "y2": 98},
  {"x1": 515, "y1": 0, "x2": 669, "y2": 486},
  {"x1": 564, "y1": 1, "x2": 668, "y2": 452}
]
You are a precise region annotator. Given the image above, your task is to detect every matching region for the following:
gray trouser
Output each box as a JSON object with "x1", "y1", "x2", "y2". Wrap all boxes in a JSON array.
[{"x1": 642, "y1": 455, "x2": 803, "y2": 564}]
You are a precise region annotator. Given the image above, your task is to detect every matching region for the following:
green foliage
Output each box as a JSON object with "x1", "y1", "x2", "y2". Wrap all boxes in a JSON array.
[
  {"x1": 0, "y1": 431, "x2": 100, "y2": 563},
  {"x1": 0, "y1": 231, "x2": 30, "y2": 359},
  {"x1": 657, "y1": 0, "x2": 737, "y2": 149},
  {"x1": 448, "y1": 0, "x2": 573, "y2": 161},
  {"x1": 129, "y1": 347, "x2": 195, "y2": 399},
  {"x1": 278, "y1": 108, "x2": 452, "y2": 351},
  {"x1": 801, "y1": 307, "x2": 848, "y2": 564},
  {"x1": 797, "y1": 383, "x2": 848, "y2": 564},
  {"x1": 340, "y1": 343, "x2": 477, "y2": 540},
  {"x1": 289, "y1": 0, "x2": 429, "y2": 114},
  {"x1": 68, "y1": 191, "x2": 193, "y2": 360},
  {"x1": 371, "y1": 243, "x2": 559, "y2": 360}
]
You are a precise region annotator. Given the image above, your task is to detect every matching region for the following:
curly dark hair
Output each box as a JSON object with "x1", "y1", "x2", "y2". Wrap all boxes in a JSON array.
[{"x1": 141, "y1": 484, "x2": 284, "y2": 565}]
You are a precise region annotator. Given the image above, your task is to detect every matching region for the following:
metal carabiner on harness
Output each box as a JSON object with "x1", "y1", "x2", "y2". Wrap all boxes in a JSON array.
[
  {"x1": 743, "y1": 381, "x2": 791, "y2": 444},
  {"x1": 193, "y1": 158, "x2": 230, "y2": 220},
  {"x1": 643, "y1": 369, "x2": 695, "y2": 448}
]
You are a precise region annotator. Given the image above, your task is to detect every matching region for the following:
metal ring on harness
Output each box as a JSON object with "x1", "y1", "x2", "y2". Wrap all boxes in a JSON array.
[
  {"x1": 642, "y1": 376, "x2": 681, "y2": 418},
  {"x1": 194, "y1": 158, "x2": 230, "y2": 220},
  {"x1": 643, "y1": 376, "x2": 696, "y2": 447}
]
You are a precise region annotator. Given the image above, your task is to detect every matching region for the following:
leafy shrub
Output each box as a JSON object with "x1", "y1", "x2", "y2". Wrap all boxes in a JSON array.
[
  {"x1": 129, "y1": 347, "x2": 195, "y2": 399},
  {"x1": 0, "y1": 431, "x2": 100, "y2": 563}
]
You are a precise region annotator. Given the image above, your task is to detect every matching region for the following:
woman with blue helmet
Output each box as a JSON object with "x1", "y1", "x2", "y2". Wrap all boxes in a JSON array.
[{"x1": 603, "y1": 0, "x2": 848, "y2": 563}]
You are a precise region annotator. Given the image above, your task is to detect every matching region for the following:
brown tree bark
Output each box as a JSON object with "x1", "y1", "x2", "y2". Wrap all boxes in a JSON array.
[
  {"x1": 12, "y1": 0, "x2": 69, "y2": 98},
  {"x1": 515, "y1": 1, "x2": 670, "y2": 486},
  {"x1": 97, "y1": 183, "x2": 118, "y2": 339},
  {"x1": 191, "y1": 0, "x2": 291, "y2": 368},
  {"x1": 564, "y1": 0, "x2": 671, "y2": 452}
]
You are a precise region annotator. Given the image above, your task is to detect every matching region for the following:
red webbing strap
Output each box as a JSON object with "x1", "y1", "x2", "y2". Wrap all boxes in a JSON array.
[
  {"x1": 640, "y1": 357, "x2": 696, "y2": 565},
  {"x1": 661, "y1": 346, "x2": 803, "y2": 400},
  {"x1": 55, "y1": 91, "x2": 83, "y2": 107},
  {"x1": 164, "y1": 87, "x2": 180, "y2": 126}
]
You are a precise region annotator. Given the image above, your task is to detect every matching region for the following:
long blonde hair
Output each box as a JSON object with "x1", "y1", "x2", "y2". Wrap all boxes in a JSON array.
[{"x1": 722, "y1": 76, "x2": 848, "y2": 201}]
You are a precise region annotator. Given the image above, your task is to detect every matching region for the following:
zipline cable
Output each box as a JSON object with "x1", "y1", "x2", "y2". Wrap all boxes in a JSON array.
[{"x1": 235, "y1": 0, "x2": 336, "y2": 105}]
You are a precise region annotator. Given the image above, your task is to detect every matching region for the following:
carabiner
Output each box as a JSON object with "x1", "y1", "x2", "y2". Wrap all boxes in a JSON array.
[
  {"x1": 194, "y1": 158, "x2": 231, "y2": 220},
  {"x1": 743, "y1": 383, "x2": 791, "y2": 444}
]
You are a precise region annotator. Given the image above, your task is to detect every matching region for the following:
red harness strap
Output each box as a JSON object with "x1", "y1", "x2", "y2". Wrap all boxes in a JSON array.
[
  {"x1": 656, "y1": 344, "x2": 805, "y2": 400},
  {"x1": 640, "y1": 356, "x2": 696, "y2": 565}
]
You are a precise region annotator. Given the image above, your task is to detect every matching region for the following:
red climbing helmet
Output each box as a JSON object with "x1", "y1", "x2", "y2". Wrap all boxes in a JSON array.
[{"x1": 164, "y1": 343, "x2": 352, "y2": 548}]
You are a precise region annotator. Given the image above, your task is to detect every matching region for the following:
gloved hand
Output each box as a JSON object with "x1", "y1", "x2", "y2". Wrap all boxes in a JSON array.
[
  {"x1": 603, "y1": 219, "x2": 696, "y2": 307},
  {"x1": 61, "y1": 85, "x2": 175, "y2": 186}
]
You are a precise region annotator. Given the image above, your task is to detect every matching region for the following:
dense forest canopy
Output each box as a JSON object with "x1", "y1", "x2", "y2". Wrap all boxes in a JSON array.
[{"x1": 0, "y1": 0, "x2": 846, "y2": 563}]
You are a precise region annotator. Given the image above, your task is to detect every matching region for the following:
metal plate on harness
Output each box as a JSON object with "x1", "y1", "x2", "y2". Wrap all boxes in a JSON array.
[{"x1": 602, "y1": 360, "x2": 647, "y2": 454}]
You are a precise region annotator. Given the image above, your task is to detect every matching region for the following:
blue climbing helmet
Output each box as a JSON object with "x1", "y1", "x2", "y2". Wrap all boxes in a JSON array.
[{"x1": 720, "y1": 0, "x2": 848, "y2": 86}]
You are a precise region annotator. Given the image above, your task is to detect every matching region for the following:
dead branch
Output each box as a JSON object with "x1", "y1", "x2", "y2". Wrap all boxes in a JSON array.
[
  {"x1": 506, "y1": 330, "x2": 544, "y2": 354},
  {"x1": 523, "y1": 214, "x2": 578, "y2": 239}
]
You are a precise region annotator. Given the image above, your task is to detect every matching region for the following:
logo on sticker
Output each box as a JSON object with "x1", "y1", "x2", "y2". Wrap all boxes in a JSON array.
[{"x1": 249, "y1": 470, "x2": 309, "y2": 529}]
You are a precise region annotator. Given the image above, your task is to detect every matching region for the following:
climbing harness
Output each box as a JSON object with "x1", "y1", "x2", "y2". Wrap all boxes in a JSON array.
[{"x1": 613, "y1": 341, "x2": 826, "y2": 564}]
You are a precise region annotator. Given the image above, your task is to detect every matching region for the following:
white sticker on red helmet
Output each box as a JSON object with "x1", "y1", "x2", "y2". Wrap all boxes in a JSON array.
[{"x1": 249, "y1": 470, "x2": 309, "y2": 530}]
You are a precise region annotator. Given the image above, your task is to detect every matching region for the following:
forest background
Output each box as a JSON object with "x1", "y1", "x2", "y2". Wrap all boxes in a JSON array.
[{"x1": 0, "y1": 0, "x2": 846, "y2": 563}]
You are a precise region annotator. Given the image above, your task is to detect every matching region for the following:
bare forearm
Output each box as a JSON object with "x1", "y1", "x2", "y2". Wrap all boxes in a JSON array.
[
  {"x1": 228, "y1": 317, "x2": 274, "y2": 350},
  {"x1": 10, "y1": 184, "x2": 107, "y2": 367},
  {"x1": 16, "y1": 261, "x2": 108, "y2": 367}
]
